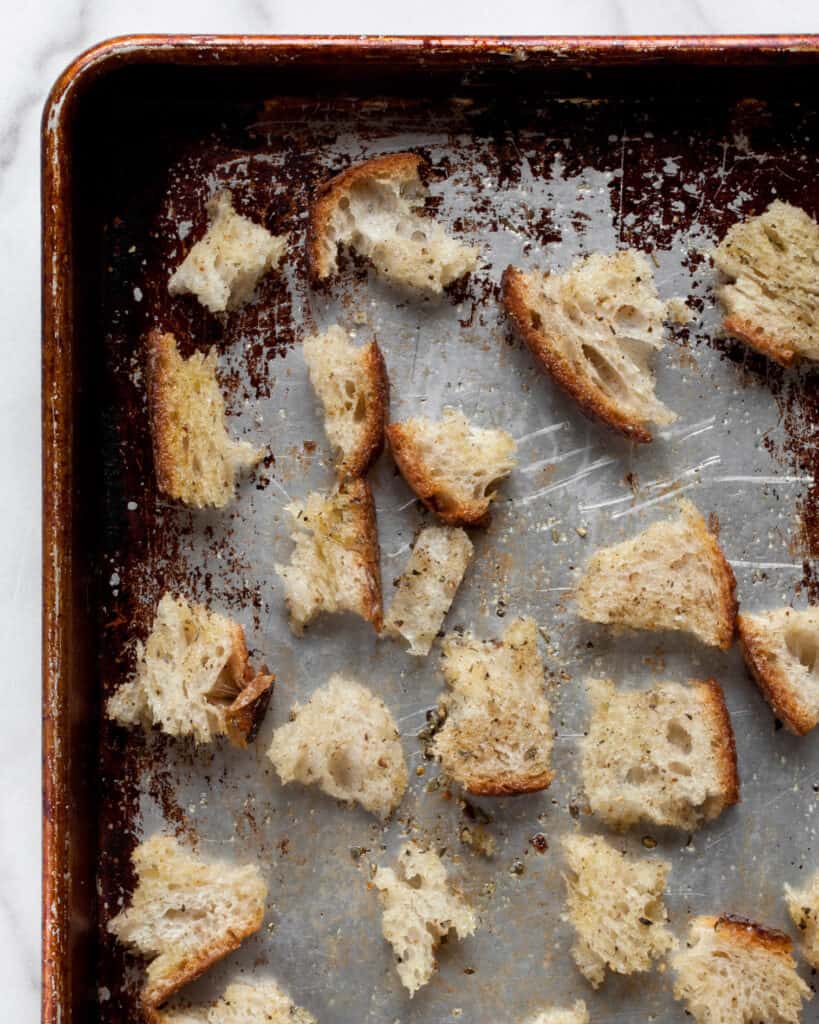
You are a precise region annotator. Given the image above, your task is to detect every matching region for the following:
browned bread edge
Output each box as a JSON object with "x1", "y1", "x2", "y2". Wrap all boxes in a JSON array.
[
  {"x1": 723, "y1": 313, "x2": 797, "y2": 368},
  {"x1": 704, "y1": 914, "x2": 795, "y2": 958},
  {"x1": 341, "y1": 340, "x2": 389, "y2": 479},
  {"x1": 688, "y1": 511, "x2": 738, "y2": 650},
  {"x1": 736, "y1": 613, "x2": 815, "y2": 735},
  {"x1": 463, "y1": 767, "x2": 554, "y2": 797},
  {"x1": 696, "y1": 678, "x2": 741, "y2": 809},
  {"x1": 341, "y1": 477, "x2": 384, "y2": 630},
  {"x1": 146, "y1": 330, "x2": 184, "y2": 499}
]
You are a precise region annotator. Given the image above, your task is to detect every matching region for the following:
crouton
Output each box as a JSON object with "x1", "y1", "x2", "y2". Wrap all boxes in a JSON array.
[
  {"x1": 107, "y1": 834, "x2": 267, "y2": 1009},
  {"x1": 152, "y1": 980, "x2": 316, "y2": 1024},
  {"x1": 525, "y1": 1002, "x2": 589, "y2": 1024},
  {"x1": 713, "y1": 200, "x2": 819, "y2": 366},
  {"x1": 168, "y1": 191, "x2": 286, "y2": 313},
  {"x1": 737, "y1": 606, "x2": 819, "y2": 735},
  {"x1": 672, "y1": 914, "x2": 812, "y2": 1024},
  {"x1": 383, "y1": 526, "x2": 474, "y2": 656},
  {"x1": 502, "y1": 251, "x2": 680, "y2": 442},
  {"x1": 785, "y1": 869, "x2": 819, "y2": 970},
  {"x1": 308, "y1": 152, "x2": 479, "y2": 293},
  {"x1": 387, "y1": 407, "x2": 516, "y2": 527},
  {"x1": 373, "y1": 842, "x2": 476, "y2": 996},
  {"x1": 575, "y1": 499, "x2": 737, "y2": 650}
]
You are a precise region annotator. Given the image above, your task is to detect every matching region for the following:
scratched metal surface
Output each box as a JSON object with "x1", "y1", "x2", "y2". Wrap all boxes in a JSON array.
[{"x1": 95, "y1": 89, "x2": 819, "y2": 1024}]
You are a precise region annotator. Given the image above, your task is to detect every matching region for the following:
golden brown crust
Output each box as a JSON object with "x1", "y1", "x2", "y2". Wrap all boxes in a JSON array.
[
  {"x1": 689, "y1": 512, "x2": 738, "y2": 651},
  {"x1": 723, "y1": 314, "x2": 797, "y2": 368},
  {"x1": 465, "y1": 769, "x2": 554, "y2": 797},
  {"x1": 696, "y1": 679, "x2": 741, "y2": 809},
  {"x1": 703, "y1": 914, "x2": 795, "y2": 958},
  {"x1": 342, "y1": 341, "x2": 390, "y2": 479},
  {"x1": 386, "y1": 422, "x2": 491, "y2": 527},
  {"x1": 307, "y1": 152, "x2": 425, "y2": 282},
  {"x1": 737, "y1": 614, "x2": 815, "y2": 735},
  {"x1": 501, "y1": 266, "x2": 654, "y2": 443},
  {"x1": 342, "y1": 477, "x2": 383, "y2": 630},
  {"x1": 146, "y1": 330, "x2": 182, "y2": 497},
  {"x1": 225, "y1": 668, "x2": 275, "y2": 748}
]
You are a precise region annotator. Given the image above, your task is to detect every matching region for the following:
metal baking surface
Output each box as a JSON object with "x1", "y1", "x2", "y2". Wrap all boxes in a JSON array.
[{"x1": 43, "y1": 38, "x2": 819, "y2": 1024}]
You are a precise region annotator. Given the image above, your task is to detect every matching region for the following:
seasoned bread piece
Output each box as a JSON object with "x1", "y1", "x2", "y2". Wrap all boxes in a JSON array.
[
  {"x1": 575, "y1": 499, "x2": 737, "y2": 650},
  {"x1": 562, "y1": 833, "x2": 675, "y2": 988},
  {"x1": 275, "y1": 478, "x2": 382, "y2": 634},
  {"x1": 107, "y1": 593, "x2": 273, "y2": 747},
  {"x1": 502, "y1": 252, "x2": 680, "y2": 442},
  {"x1": 373, "y1": 842, "x2": 477, "y2": 996},
  {"x1": 737, "y1": 606, "x2": 819, "y2": 735},
  {"x1": 581, "y1": 677, "x2": 739, "y2": 831},
  {"x1": 432, "y1": 617, "x2": 554, "y2": 795},
  {"x1": 672, "y1": 915, "x2": 812, "y2": 1024},
  {"x1": 302, "y1": 325, "x2": 389, "y2": 478},
  {"x1": 785, "y1": 870, "x2": 819, "y2": 970},
  {"x1": 383, "y1": 526, "x2": 474, "y2": 656},
  {"x1": 153, "y1": 980, "x2": 316, "y2": 1024},
  {"x1": 308, "y1": 152, "x2": 479, "y2": 293},
  {"x1": 525, "y1": 1002, "x2": 588, "y2": 1024},
  {"x1": 168, "y1": 191, "x2": 286, "y2": 313},
  {"x1": 267, "y1": 674, "x2": 407, "y2": 818},
  {"x1": 387, "y1": 407, "x2": 517, "y2": 527},
  {"x1": 107, "y1": 834, "x2": 267, "y2": 1009},
  {"x1": 147, "y1": 331, "x2": 263, "y2": 509},
  {"x1": 713, "y1": 200, "x2": 819, "y2": 366}
]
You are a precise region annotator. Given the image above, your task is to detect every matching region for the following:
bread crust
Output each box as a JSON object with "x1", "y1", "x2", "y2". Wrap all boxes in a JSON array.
[
  {"x1": 501, "y1": 266, "x2": 654, "y2": 443},
  {"x1": 703, "y1": 914, "x2": 795, "y2": 958},
  {"x1": 346, "y1": 340, "x2": 389, "y2": 478},
  {"x1": 307, "y1": 152, "x2": 425, "y2": 281},
  {"x1": 688, "y1": 511, "x2": 738, "y2": 651},
  {"x1": 464, "y1": 769, "x2": 554, "y2": 798},
  {"x1": 737, "y1": 613, "x2": 815, "y2": 735},
  {"x1": 146, "y1": 330, "x2": 183, "y2": 497},
  {"x1": 224, "y1": 665, "x2": 275, "y2": 747},
  {"x1": 723, "y1": 314, "x2": 797, "y2": 368},
  {"x1": 340, "y1": 477, "x2": 383, "y2": 629},
  {"x1": 696, "y1": 679, "x2": 741, "y2": 809}
]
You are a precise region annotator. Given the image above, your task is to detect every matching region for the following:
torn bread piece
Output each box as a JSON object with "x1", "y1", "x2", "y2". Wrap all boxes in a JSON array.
[
  {"x1": 107, "y1": 834, "x2": 267, "y2": 1010},
  {"x1": 581, "y1": 677, "x2": 739, "y2": 831},
  {"x1": 147, "y1": 331, "x2": 263, "y2": 509},
  {"x1": 152, "y1": 980, "x2": 316, "y2": 1024},
  {"x1": 525, "y1": 1002, "x2": 589, "y2": 1024},
  {"x1": 432, "y1": 617, "x2": 553, "y2": 795},
  {"x1": 275, "y1": 478, "x2": 382, "y2": 634},
  {"x1": 575, "y1": 498, "x2": 737, "y2": 650},
  {"x1": 383, "y1": 526, "x2": 474, "y2": 656},
  {"x1": 267, "y1": 674, "x2": 407, "y2": 818},
  {"x1": 387, "y1": 407, "x2": 516, "y2": 527},
  {"x1": 373, "y1": 842, "x2": 476, "y2": 996},
  {"x1": 672, "y1": 915, "x2": 812, "y2": 1024},
  {"x1": 106, "y1": 593, "x2": 273, "y2": 747},
  {"x1": 168, "y1": 191, "x2": 286, "y2": 313},
  {"x1": 737, "y1": 606, "x2": 819, "y2": 735},
  {"x1": 713, "y1": 200, "x2": 819, "y2": 366},
  {"x1": 308, "y1": 152, "x2": 479, "y2": 293},
  {"x1": 303, "y1": 325, "x2": 389, "y2": 478},
  {"x1": 562, "y1": 833, "x2": 676, "y2": 988},
  {"x1": 502, "y1": 251, "x2": 681, "y2": 442},
  {"x1": 785, "y1": 869, "x2": 819, "y2": 969}
]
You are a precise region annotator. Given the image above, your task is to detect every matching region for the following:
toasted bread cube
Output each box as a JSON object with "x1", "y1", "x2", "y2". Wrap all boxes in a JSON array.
[
  {"x1": 308, "y1": 152, "x2": 479, "y2": 293},
  {"x1": 154, "y1": 980, "x2": 317, "y2": 1024},
  {"x1": 785, "y1": 869, "x2": 819, "y2": 970},
  {"x1": 562, "y1": 833, "x2": 676, "y2": 988},
  {"x1": 168, "y1": 191, "x2": 286, "y2": 313},
  {"x1": 575, "y1": 499, "x2": 737, "y2": 650},
  {"x1": 672, "y1": 915, "x2": 812, "y2": 1024},
  {"x1": 107, "y1": 835, "x2": 267, "y2": 1009},
  {"x1": 267, "y1": 674, "x2": 407, "y2": 818},
  {"x1": 714, "y1": 201, "x2": 819, "y2": 366},
  {"x1": 581, "y1": 677, "x2": 739, "y2": 831},
  {"x1": 106, "y1": 593, "x2": 273, "y2": 747},
  {"x1": 525, "y1": 1002, "x2": 589, "y2": 1024},
  {"x1": 502, "y1": 251, "x2": 681, "y2": 442},
  {"x1": 275, "y1": 478, "x2": 382, "y2": 634},
  {"x1": 302, "y1": 325, "x2": 389, "y2": 478},
  {"x1": 373, "y1": 842, "x2": 476, "y2": 996},
  {"x1": 383, "y1": 526, "x2": 474, "y2": 656},
  {"x1": 387, "y1": 407, "x2": 516, "y2": 527},
  {"x1": 737, "y1": 606, "x2": 819, "y2": 735}
]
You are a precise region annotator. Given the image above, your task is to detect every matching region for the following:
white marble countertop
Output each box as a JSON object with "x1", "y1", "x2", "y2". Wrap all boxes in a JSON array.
[{"x1": 3, "y1": 2, "x2": 816, "y2": 1020}]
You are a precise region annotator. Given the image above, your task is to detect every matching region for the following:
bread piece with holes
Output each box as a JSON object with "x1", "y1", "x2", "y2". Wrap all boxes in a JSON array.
[
  {"x1": 525, "y1": 1002, "x2": 589, "y2": 1024},
  {"x1": 713, "y1": 200, "x2": 819, "y2": 366},
  {"x1": 432, "y1": 617, "x2": 553, "y2": 795},
  {"x1": 302, "y1": 325, "x2": 388, "y2": 478},
  {"x1": 737, "y1": 606, "x2": 819, "y2": 735},
  {"x1": 785, "y1": 869, "x2": 819, "y2": 969},
  {"x1": 502, "y1": 251, "x2": 682, "y2": 442},
  {"x1": 107, "y1": 835, "x2": 267, "y2": 1010},
  {"x1": 147, "y1": 331, "x2": 263, "y2": 509},
  {"x1": 267, "y1": 674, "x2": 407, "y2": 818},
  {"x1": 672, "y1": 915, "x2": 812, "y2": 1024},
  {"x1": 562, "y1": 833, "x2": 676, "y2": 988},
  {"x1": 275, "y1": 478, "x2": 382, "y2": 634},
  {"x1": 383, "y1": 526, "x2": 474, "y2": 656},
  {"x1": 575, "y1": 499, "x2": 737, "y2": 649},
  {"x1": 387, "y1": 407, "x2": 516, "y2": 527},
  {"x1": 168, "y1": 191, "x2": 286, "y2": 313},
  {"x1": 373, "y1": 841, "x2": 476, "y2": 996},
  {"x1": 308, "y1": 152, "x2": 479, "y2": 293},
  {"x1": 581, "y1": 677, "x2": 739, "y2": 831},
  {"x1": 151, "y1": 980, "x2": 316, "y2": 1024},
  {"x1": 106, "y1": 593, "x2": 273, "y2": 747}
]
